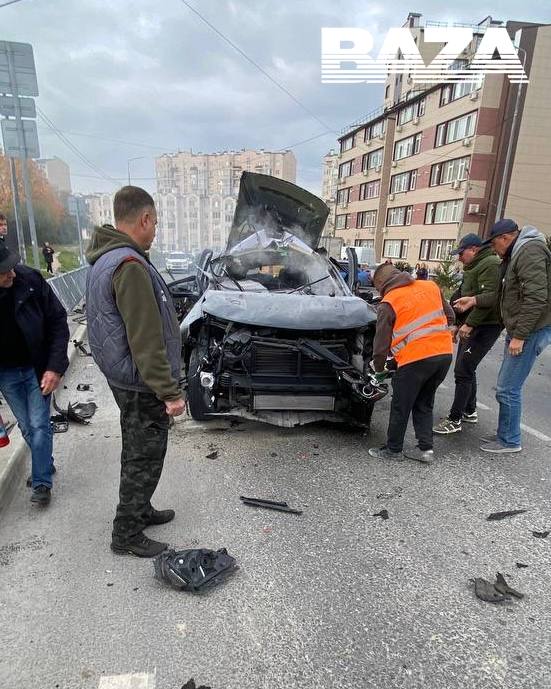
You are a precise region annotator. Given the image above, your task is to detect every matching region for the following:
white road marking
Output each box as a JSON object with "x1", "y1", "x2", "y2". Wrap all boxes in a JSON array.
[
  {"x1": 520, "y1": 423, "x2": 551, "y2": 443},
  {"x1": 476, "y1": 402, "x2": 491, "y2": 411},
  {"x1": 441, "y1": 386, "x2": 551, "y2": 442},
  {"x1": 98, "y1": 672, "x2": 156, "y2": 689}
]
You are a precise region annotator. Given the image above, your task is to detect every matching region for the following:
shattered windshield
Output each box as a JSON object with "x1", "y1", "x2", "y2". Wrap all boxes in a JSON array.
[{"x1": 210, "y1": 229, "x2": 348, "y2": 296}]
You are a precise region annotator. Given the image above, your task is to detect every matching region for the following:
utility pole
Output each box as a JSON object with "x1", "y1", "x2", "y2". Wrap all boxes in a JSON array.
[{"x1": 6, "y1": 44, "x2": 40, "y2": 269}]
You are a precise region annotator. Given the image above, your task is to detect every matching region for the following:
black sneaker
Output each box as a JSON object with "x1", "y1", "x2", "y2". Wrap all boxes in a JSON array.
[
  {"x1": 27, "y1": 465, "x2": 56, "y2": 488},
  {"x1": 30, "y1": 485, "x2": 51, "y2": 506},
  {"x1": 145, "y1": 508, "x2": 175, "y2": 526},
  {"x1": 111, "y1": 533, "x2": 168, "y2": 558}
]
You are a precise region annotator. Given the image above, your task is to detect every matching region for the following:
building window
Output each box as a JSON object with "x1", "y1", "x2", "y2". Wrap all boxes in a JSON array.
[
  {"x1": 383, "y1": 239, "x2": 409, "y2": 259},
  {"x1": 355, "y1": 239, "x2": 374, "y2": 249},
  {"x1": 387, "y1": 205, "x2": 413, "y2": 226},
  {"x1": 397, "y1": 99, "x2": 425, "y2": 125},
  {"x1": 435, "y1": 112, "x2": 477, "y2": 147},
  {"x1": 340, "y1": 135, "x2": 355, "y2": 153},
  {"x1": 440, "y1": 77, "x2": 482, "y2": 106},
  {"x1": 338, "y1": 160, "x2": 353, "y2": 179},
  {"x1": 365, "y1": 120, "x2": 385, "y2": 142},
  {"x1": 336, "y1": 187, "x2": 351, "y2": 204},
  {"x1": 390, "y1": 170, "x2": 417, "y2": 194},
  {"x1": 430, "y1": 156, "x2": 470, "y2": 186},
  {"x1": 425, "y1": 199, "x2": 463, "y2": 224},
  {"x1": 357, "y1": 210, "x2": 377, "y2": 228},
  {"x1": 336, "y1": 214, "x2": 350, "y2": 230},
  {"x1": 362, "y1": 148, "x2": 383, "y2": 171},
  {"x1": 419, "y1": 239, "x2": 455, "y2": 261},
  {"x1": 393, "y1": 133, "x2": 421, "y2": 161},
  {"x1": 359, "y1": 179, "x2": 380, "y2": 200}
]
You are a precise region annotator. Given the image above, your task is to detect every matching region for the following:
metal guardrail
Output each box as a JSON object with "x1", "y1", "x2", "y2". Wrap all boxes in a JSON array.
[{"x1": 48, "y1": 266, "x2": 88, "y2": 313}]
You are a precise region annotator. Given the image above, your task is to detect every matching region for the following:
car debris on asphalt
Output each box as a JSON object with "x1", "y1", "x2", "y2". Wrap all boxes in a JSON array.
[
  {"x1": 239, "y1": 496, "x2": 303, "y2": 515},
  {"x1": 532, "y1": 530, "x2": 550, "y2": 538},
  {"x1": 473, "y1": 572, "x2": 524, "y2": 603},
  {"x1": 372, "y1": 509, "x2": 389, "y2": 520},
  {"x1": 487, "y1": 509, "x2": 528, "y2": 521},
  {"x1": 154, "y1": 548, "x2": 238, "y2": 592},
  {"x1": 205, "y1": 451, "x2": 219, "y2": 459},
  {"x1": 53, "y1": 395, "x2": 98, "y2": 425},
  {"x1": 181, "y1": 679, "x2": 211, "y2": 689}
]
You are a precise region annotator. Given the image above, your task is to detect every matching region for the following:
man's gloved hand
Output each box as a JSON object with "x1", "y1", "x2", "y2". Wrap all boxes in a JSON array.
[{"x1": 369, "y1": 360, "x2": 391, "y2": 383}]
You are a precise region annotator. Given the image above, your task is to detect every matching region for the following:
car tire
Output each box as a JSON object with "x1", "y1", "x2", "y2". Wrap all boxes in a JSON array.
[{"x1": 187, "y1": 345, "x2": 215, "y2": 421}]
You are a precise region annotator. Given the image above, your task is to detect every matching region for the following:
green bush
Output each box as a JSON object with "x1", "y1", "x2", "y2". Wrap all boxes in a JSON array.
[{"x1": 394, "y1": 261, "x2": 413, "y2": 274}]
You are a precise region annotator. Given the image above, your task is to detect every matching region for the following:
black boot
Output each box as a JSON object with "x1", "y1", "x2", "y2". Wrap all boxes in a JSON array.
[
  {"x1": 30, "y1": 485, "x2": 51, "y2": 506},
  {"x1": 145, "y1": 508, "x2": 175, "y2": 526},
  {"x1": 111, "y1": 533, "x2": 168, "y2": 558}
]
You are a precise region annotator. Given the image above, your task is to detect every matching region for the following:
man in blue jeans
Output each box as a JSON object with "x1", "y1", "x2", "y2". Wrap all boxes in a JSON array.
[
  {"x1": 0, "y1": 245, "x2": 69, "y2": 505},
  {"x1": 455, "y1": 220, "x2": 551, "y2": 453}
]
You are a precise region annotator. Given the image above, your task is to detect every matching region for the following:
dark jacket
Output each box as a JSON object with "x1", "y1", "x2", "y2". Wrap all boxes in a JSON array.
[
  {"x1": 477, "y1": 226, "x2": 551, "y2": 339},
  {"x1": 372, "y1": 270, "x2": 455, "y2": 371},
  {"x1": 459, "y1": 247, "x2": 501, "y2": 327},
  {"x1": 10, "y1": 265, "x2": 69, "y2": 379}
]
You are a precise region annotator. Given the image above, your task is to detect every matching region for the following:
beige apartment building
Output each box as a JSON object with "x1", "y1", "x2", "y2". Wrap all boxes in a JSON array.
[
  {"x1": 154, "y1": 149, "x2": 296, "y2": 253},
  {"x1": 321, "y1": 149, "x2": 339, "y2": 234},
  {"x1": 334, "y1": 13, "x2": 551, "y2": 267},
  {"x1": 35, "y1": 156, "x2": 72, "y2": 195}
]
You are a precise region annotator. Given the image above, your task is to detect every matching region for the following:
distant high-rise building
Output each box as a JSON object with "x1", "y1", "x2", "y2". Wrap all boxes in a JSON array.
[
  {"x1": 83, "y1": 193, "x2": 114, "y2": 235},
  {"x1": 35, "y1": 156, "x2": 72, "y2": 194},
  {"x1": 333, "y1": 13, "x2": 551, "y2": 266},
  {"x1": 154, "y1": 149, "x2": 297, "y2": 253},
  {"x1": 321, "y1": 149, "x2": 339, "y2": 235}
]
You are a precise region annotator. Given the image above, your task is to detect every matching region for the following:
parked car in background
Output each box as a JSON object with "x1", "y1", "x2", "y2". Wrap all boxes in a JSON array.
[
  {"x1": 166, "y1": 251, "x2": 193, "y2": 274},
  {"x1": 168, "y1": 173, "x2": 387, "y2": 429}
]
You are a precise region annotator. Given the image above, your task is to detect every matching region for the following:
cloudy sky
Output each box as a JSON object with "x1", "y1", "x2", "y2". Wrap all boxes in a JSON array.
[{"x1": 1, "y1": 0, "x2": 548, "y2": 195}]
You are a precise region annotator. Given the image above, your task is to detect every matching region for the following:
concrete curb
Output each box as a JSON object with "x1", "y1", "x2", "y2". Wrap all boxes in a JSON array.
[{"x1": 0, "y1": 322, "x2": 88, "y2": 513}]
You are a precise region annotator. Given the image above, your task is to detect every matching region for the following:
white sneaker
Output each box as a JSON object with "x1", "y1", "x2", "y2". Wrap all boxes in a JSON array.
[{"x1": 462, "y1": 411, "x2": 478, "y2": 424}]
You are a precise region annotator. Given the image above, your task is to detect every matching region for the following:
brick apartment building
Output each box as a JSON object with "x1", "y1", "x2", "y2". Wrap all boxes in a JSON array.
[{"x1": 333, "y1": 13, "x2": 551, "y2": 267}]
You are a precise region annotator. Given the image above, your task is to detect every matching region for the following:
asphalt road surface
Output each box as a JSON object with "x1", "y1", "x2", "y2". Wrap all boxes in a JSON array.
[{"x1": 1, "y1": 333, "x2": 550, "y2": 689}]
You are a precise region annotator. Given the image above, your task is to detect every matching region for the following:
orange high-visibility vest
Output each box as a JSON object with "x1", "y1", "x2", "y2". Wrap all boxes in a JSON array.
[{"x1": 383, "y1": 280, "x2": 453, "y2": 367}]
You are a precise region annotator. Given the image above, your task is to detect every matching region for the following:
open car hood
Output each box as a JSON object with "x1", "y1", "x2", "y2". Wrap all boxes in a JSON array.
[{"x1": 226, "y1": 172, "x2": 329, "y2": 251}]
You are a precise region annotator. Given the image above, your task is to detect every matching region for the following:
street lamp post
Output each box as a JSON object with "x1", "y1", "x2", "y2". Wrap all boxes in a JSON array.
[{"x1": 127, "y1": 156, "x2": 145, "y2": 185}]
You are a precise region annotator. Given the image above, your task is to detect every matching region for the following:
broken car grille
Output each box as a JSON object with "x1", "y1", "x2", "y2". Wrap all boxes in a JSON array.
[{"x1": 251, "y1": 342, "x2": 348, "y2": 378}]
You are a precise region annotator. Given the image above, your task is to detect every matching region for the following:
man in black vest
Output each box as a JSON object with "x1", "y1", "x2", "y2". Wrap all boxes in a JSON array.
[
  {"x1": 0, "y1": 245, "x2": 69, "y2": 506},
  {"x1": 86, "y1": 187, "x2": 185, "y2": 557}
]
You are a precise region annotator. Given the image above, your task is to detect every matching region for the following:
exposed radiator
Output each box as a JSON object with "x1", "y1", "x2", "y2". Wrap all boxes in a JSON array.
[{"x1": 253, "y1": 394, "x2": 335, "y2": 411}]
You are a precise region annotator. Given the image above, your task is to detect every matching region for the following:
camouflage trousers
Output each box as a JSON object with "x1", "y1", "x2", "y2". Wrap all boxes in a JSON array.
[{"x1": 110, "y1": 386, "x2": 170, "y2": 543}]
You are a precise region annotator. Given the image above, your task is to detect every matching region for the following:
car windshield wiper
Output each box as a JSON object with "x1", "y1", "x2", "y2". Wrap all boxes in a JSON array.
[{"x1": 287, "y1": 275, "x2": 330, "y2": 294}]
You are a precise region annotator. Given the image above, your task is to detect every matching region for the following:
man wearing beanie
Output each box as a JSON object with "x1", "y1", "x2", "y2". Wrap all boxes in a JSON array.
[
  {"x1": 368, "y1": 263, "x2": 455, "y2": 463},
  {"x1": 454, "y1": 219, "x2": 551, "y2": 453}
]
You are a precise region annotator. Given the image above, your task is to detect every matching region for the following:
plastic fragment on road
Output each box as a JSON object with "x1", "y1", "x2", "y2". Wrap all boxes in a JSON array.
[
  {"x1": 487, "y1": 509, "x2": 528, "y2": 521},
  {"x1": 372, "y1": 509, "x2": 389, "y2": 520},
  {"x1": 76, "y1": 383, "x2": 92, "y2": 391},
  {"x1": 532, "y1": 530, "x2": 550, "y2": 538},
  {"x1": 53, "y1": 395, "x2": 98, "y2": 425},
  {"x1": 516, "y1": 562, "x2": 529, "y2": 568},
  {"x1": 239, "y1": 495, "x2": 303, "y2": 514},
  {"x1": 154, "y1": 548, "x2": 238, "y2": 592},
  {"x1": 181, "y1": 680, "x2": 211, "y2": 689},
  {"x1": 205, "y1": 451, "x2": 218, "y2": 459},
  {"x1": 72, "y1": 339, "x2": 92, "y2": 356},
  {"x1": 473, "y1": 572, "x2": 524, "y2": 603}
]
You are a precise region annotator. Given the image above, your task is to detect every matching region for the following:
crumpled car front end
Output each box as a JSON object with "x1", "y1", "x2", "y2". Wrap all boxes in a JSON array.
[{"x1": 179, "y1": 173, "x2": 384, "y2": 428}]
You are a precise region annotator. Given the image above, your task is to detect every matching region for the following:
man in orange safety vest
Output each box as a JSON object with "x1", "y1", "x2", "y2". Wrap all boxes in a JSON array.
[{"x1": 368, "y1": 263, "x2": 455, "y2": 463}]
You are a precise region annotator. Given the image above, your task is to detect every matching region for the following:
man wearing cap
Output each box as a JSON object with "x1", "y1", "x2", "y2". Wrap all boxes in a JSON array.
[
  {"x1": 455, "y1": 220, "x2": 551, "y2": 453},
  {"x1": 0, "y1": 245, "x2": 69, "y2": 505},
  {"x1": 433, "y1": 233, "x2": 502, "y2": 435},
  {"x1": 368, "y1": 263, "x2": 455, "y2": 463}
]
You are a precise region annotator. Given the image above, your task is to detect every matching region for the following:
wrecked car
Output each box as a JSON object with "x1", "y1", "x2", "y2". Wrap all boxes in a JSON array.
[{"x1": 168, "y1": 172, "x2": 386, "y2": 428}]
